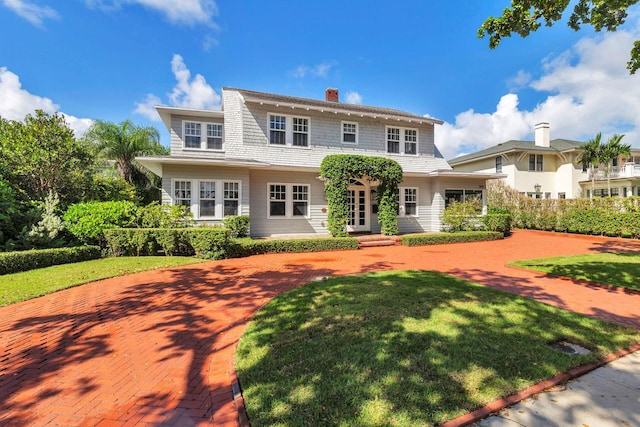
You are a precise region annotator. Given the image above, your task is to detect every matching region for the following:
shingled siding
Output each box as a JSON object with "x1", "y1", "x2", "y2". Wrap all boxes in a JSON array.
[
  {"x1": 397, "y1": 176, "x2": 440, "y2": 234},
  {"x1": 169, "y1": 114, "x2": 226, "y2": 159},
  {"x1": 220, "y1": 90, "x2": 448, "y2": 173}
]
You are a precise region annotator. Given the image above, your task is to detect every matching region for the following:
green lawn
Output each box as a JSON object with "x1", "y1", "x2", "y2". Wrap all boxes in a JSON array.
[
  {"x1": 0, "y1": 257, "x2": 206, "y2": 306},
  {"x1": 511, "y1": 252, "x2": 640, "y2": 291},
  {"x1": 236, "y1": 270, "x2": 640, "y2": 427}
]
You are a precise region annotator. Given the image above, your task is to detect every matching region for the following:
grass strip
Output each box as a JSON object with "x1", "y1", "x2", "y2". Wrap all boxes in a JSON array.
[
  {"x1": 236, "y1": 270, "x2": 640, "y2": 426},
  {"x1": 0, "y1": 257, "x2": 206, "y2": 306},
  {"x1": 511, "y1": 252, "x2": 640, "y2": 291}
]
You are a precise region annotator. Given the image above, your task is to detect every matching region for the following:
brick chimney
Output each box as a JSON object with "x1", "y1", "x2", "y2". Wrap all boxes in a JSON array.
[
  {"x1": 534, "y1": 122, "x2": 550, "y2": 147},
  {"x1": 325, "y1": 88, "x2": 339, "y2": 102}
]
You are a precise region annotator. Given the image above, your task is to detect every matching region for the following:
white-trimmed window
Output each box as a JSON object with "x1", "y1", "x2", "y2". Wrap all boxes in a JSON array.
[
  {"x1": 199, "y1": 181, "x2": 216, "y2": 217},
  {"x1": 399, "y1": 187, "x2": 418, "y2": 216},
  {"x1": 183, "y1": 121, "x2": 224, "y2": 150},
  {"x1": 206, "y1": 124, "x2": 223, "y2": 150},
  {"x1": 342, "y1": 121, "x2": 358, "y2": 144},
  {"x1": 387, "y1": 126, "x2": 418, "y2": 155},
  {"x1": 268, "y1": 183, "x2": 310, "y2": 218},
  {"x1": 174, "y1": 181, "x2": 192, "y2": 206},
  {"x1": 184, "y1": 122, "x2": 201, "y2": 148},
  {"x1": 224, "y1": 182, "x2": 239, "y2": 216},
  {"x1": 292, "y1": 117, "x2": 308, "y2": 147},
  {"x1": 173, "y1": 180, "x2": 240, "y2": 219},
  {"x1": 269, "y1": 114, "x2": 310, "y2": 147},
  {"x1": 444, "y1": 189, "x2": 483, "y2": 208}
]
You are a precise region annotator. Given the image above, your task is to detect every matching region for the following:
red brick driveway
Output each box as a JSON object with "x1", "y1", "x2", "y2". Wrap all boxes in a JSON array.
[{"x1": 1, "y1": 230, "x2": 639, "y2": 426}]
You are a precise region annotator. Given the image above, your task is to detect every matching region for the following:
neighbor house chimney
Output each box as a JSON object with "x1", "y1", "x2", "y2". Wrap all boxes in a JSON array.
[
  {"x1": 325, "y1": 88, "x2": 339, "y2": 102},
  {"x1": 534, "y1": 122, "x2": 550, "y2": 147}
]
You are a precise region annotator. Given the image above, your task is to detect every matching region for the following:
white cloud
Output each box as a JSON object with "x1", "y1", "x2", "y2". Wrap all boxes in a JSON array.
[
  {"x1": 289, "y1": 61, "x2": 337, "y2": 79},
  {"x1": 344, "y1": 91, "x2": 362, "y2": 105},
  {"x1": 134, "y1": 54, "x2": 221, "y2": 119},
  {"x1": 168, "y1": 54, "x2": 221, "y2": 110},
  {"x1": 85, "y1": 0, "x2": 218, "y2": 27},
  {"x1": 438, "y1": 21, "x2": 640, "y2": 160},
  {"x1": 2, "y1": 0, "x2": 58, "y2": 27},
  {"x1": 0, "y1": 67, "x2": 93, "y2": 136},
  {"x1": 134, "y1": 93, "x2": 162, "y2": 121}
]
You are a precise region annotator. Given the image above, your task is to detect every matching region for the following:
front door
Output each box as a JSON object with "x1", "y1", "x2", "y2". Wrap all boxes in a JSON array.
[{"x1": 347, "y1": 181, "x2": 369, "y2": 233}]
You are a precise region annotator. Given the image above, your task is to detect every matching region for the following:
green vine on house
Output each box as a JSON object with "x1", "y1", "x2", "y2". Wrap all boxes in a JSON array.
[{"x1": 319, "y1": 154, "x2": 403, "y2": 237}]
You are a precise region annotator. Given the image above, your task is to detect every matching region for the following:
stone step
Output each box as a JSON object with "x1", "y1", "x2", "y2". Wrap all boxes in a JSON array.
[
  {"x1": 356, "y1": 235, "x2": 402, "y2": 248},
  {"x1": 358, "y1": 240, "x2": 397, "y2": 248}
]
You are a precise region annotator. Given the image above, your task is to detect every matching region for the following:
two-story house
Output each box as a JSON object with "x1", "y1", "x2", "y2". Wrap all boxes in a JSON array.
[
  {"x1": 582, "y1": 147, "x2": 640, "y2": 198},
  {"x1": 449, "y1": 123, "x2": 586, "y2": 199},
  {"x1": 137, "y1": 87, "x2": 498, "y2": 237}
]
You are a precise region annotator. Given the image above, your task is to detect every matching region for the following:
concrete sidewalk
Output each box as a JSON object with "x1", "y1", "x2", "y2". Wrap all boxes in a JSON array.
[{"x1": 474, "y1": 350, "x2": 640, "y2": 427}]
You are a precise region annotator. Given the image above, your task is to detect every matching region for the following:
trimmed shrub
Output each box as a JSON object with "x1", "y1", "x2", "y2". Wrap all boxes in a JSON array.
[
  {"x1": 187, "y1": 227, "x2": 230, "y2": 260},
  {"x1": 481, "y1": 213, "x2": 512, "y2": 235},
  {"x1": 402, "y1": 231, "x2": 503, "y2": 247},
  {"x1": 153, "y1": 229, "x2": 192, "y2": 256},
  {"x1": 64, "y1": 201, "x2": 138, "y2": 246},
  {"x1": 441, "y1": 199, "x2": 482, "y2": 232},
  {"x1": 226, "y1": 237, "x2": 359, "y2": 258},
  {"x1": 0, "y1": 246, "x2": 102, "y2": 275},
  {"x1": 136, "y1": 202, "x2": 193, "y2": 228},
  {"x1": 223, "y1": 215, "x2": 250, "y2": 238}
]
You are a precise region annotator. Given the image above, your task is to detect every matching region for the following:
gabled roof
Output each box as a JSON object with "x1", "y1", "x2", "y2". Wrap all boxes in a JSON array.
[
  {"x1": 224, "y1": 87, "x2": 443, "y2": 126},
  {"x1": 448, "y1": 138, "x2": 585, "y2": 165}
]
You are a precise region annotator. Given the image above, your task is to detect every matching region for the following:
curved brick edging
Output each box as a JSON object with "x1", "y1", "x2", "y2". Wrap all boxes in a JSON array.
[{"x1": 439, "y1": 342, "x2": 640, "y2": 427}]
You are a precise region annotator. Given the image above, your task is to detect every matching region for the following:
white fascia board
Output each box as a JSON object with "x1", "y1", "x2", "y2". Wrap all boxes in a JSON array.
[
  {"x1": 155, "y1": 105, "x2": 224, "y2": 131},
  {"x1": 135, "y1": 156, "x2": 271, "y2": 177},
  {"x1": 428, "y1": 170, "x2": 507, "y2": 179}
]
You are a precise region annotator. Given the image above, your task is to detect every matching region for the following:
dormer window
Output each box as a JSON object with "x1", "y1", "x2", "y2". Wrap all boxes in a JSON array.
[
  {"x1": 342, "y1": 121, "x2": 358, "y2": 144},
  {"x1": 268, "y1": 114, "x2": 309, "y2": 147},
  {"x1": 387, "y1": 126, "x2": 418, "y2": 155},
  {"x1": 183, "y1": 121, "x2": 223, "y2": 150}
]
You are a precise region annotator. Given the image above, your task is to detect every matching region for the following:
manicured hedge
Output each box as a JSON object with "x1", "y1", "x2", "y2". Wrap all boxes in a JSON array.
[
  {"x1": 104, "y1": 228, "x2": 231, "y2": 259},
  {"x1": 402, "y1": 231, "x2": 504, "y2": 247},
  {"x1": 481, "y1": 213, "x2": 512, "y2": 235},
  {"x1": 0, "y1": 246, "x2": 102, "y2": 275},
  {"x1": 226, "y1": 237, "x2": 359, "y2": 258}
]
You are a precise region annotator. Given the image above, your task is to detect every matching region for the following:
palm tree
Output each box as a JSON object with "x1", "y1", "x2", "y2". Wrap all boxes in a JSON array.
[
  {"x1": 576, "y1": 133, "x2": 602, "y2": 199},
  {"x1": 599, "y1": 134, "x2": 630, "y2": 196},
  {"x1": 86, "y1": 120, "x2": 167, "y2": 184}
]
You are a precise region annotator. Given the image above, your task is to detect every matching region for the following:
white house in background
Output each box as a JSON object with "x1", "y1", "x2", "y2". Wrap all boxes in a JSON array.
[
  {"x1": 137, "y1": 87, "x2": 499, "y2": 237},
  {"x1": 449, "y1": 123, "x2": 587, "y2": 199},
  {"x1": 581, "y1": 147, "x2": 640, "y2": 198}
]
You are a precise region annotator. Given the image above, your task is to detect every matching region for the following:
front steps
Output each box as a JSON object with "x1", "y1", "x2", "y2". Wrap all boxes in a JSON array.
[{"x1": 356, "y1": 235, "x2": 402, "y2": 248}]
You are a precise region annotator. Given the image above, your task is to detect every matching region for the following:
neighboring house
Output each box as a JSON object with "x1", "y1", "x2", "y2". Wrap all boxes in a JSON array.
[
  {"x1": 449, "y1": 123, "x2": 586, "y2": 199},
  {"x1": 137, "y1": 87, "x2": 499, "y2": 237},
  {"x1": 581, "y1": 147, "x2": 640, "y2": 198}
]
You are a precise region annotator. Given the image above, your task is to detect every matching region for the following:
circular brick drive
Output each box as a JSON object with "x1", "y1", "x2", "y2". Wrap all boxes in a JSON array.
[{"x1": 1, "y1": 230, "x2": 639, "y2": 426}]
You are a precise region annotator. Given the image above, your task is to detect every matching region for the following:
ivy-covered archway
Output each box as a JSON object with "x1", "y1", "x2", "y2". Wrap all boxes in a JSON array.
[{"x1": 319, "y1": 154, "x2": 403, "y2": 237}]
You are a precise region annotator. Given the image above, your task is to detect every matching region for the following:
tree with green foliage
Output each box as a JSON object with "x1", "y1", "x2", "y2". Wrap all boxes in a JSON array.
[
  {"x1": 600, "y1": 133, "x2": 630, "y2": 195},
  {"x1": 0, "y1": 111, "x2": 94, "y2": 204},
  {"x1": 576, "y1": 133, "x2": 603, "y2": 198},
  {"x1": 85, "y1": 120, "x2": 167, "y2": 202},
  {"x1": 479, "y1": 0, "x2": 640, "y2": 74}
]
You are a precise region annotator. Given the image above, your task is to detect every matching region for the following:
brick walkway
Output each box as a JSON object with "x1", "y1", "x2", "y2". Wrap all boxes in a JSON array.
[{"x1": 1, "y1": 230, "x2": 640, "y2": 426}]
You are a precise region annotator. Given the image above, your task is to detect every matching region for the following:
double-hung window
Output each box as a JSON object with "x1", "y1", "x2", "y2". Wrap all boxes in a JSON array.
[
  {"x1": 174, "y1": 181, "x2": 192, "y2": 206},
  {"x1": 342, "y1": 122, "x2": 358, "y2": 144},
  {"x1": 400, "y1": 187, "x2": 418, "y2": 216},
  {"x1": 184, "y1": 122, "x2": 201, "y2": 148},
  {"x1": 199, "y1": 181, "x2": 216, "y2": 217},
  {"x1": 206, "y1": 124, "x2": 223, "y2": 150},
  {"x1": 269, "y1": 115, "x2": 286, "y2": 145},
  {"x1": 268, "y1": 114, "x2": 310, "y2": 147},
  {"x1": 387, "y1": 127, "x2": 418, "y2": 155},
  {"x1": 529, "y1": 154, "x2": 543, "y2": 171},
  {"x1": 183, "y1": 121, "x2": 223, "y2": 150},
  {"x1": 268, "y1": 183, "x2": 310, "y2": 218},
  {"x1": 292, "y1": 118, "x2": 308, "y2": 147},
  {"x1": 224, "y1": 182, "x2": 239, "y2": 216},
  {"x1": 173, "y1": 180, "x2": 240, "y2": 219}
]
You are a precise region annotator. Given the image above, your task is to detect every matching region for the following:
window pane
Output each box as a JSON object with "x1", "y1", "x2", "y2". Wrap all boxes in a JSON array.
[
  {"x1": 292, "y1": 185, "x2": 308, "y2": 216},
  {"x1": 464, "y1": 190, "x2": 483, "y2": 202},
  {"x1": 207, "y1": 137, "x2": 223, "y2": 150},
  {"x1": 496, "y1": 157, "x2": 502, "y2": 173},
  {"x1": 405, "y1": 142, "x2": 416, "y2": 155},
  {"x1": 537, "y1": 155, "x2": 543, "y2": 171},
  {"x1": 405, "y1": 203, "x2": 417, "y2": 216},
  {"x1": 270, "y1": 201, "x2": 286, "y2": 216},
  {"x1": 404, "y1": 130, "x2": 417, "y2": 154},
  {"x1": 184, "y1": 123, "x2": 201, "y2": 148},
  {"x1": 343, "y1": 133, "x2": 356, "y2": 143},
  {"x1": 200, "y1": 200, "x2": 216, "y2": 217},
  {"x1": 292, "y1": 132, "x2": 308, "y2": 146},
  {"x1": 388, "y1": 141, "x2": 400, "y2": 153},
  {"x1": 224, "y1": 200, "x2": 238, "y2": 216},
  {"x1": 174, "y1": 181, "x2": 191, "y2": 207},
  {"x1": 185, "y1": 135, "x2": 201, "y2": 148},
  {"x1": 343, "y1": 123, "x2": 357, "y2": 143},
  {"x1": 529, "y1": 154, "x2": 536, "y2": 171},
  {"x1": 292, "y1": 201, "x2": 307, "y2": 216},
  {"x1": 445, "y1": 189, "x2": 463, "y2": 208},
  {"x1": 270, "y1": 130, "x2": 286, "y2": 145}
]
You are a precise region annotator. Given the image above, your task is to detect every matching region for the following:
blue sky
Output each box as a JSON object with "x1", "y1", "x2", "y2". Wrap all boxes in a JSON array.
[{"x1": 1, "y1": 0, "x2": 640, "y2": 159}]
